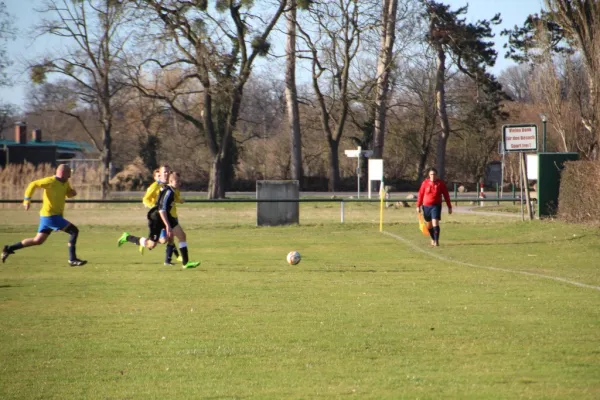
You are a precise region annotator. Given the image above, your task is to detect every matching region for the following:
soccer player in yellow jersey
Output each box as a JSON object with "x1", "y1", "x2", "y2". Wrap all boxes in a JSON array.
[
  {"x1": 1, "y1": 164, "x2": 87, "y2": 266},
  {"x1": 142, "y1": 168, "x2": 162, "y2": 208},
  {"x1": 136, "y1": 167, "x2": 163, "y2": 255}
]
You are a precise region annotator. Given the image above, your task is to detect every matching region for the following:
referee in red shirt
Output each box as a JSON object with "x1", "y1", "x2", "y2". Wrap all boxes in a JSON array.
[{"x1": 416, "y1": 168, "x2": 452, "y2": 247}]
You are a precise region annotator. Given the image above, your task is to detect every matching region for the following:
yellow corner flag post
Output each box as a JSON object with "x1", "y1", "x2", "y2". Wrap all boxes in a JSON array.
[{"x1": 379, "y1": 176, "x2": 385, "y2": 232}]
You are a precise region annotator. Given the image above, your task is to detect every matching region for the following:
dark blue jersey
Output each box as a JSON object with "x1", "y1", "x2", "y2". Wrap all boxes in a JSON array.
[
  {"x1": 147, "y1": 185, "x2": 178, "y2": 237},
  {"x1": 157, "y1": 185, "x2": 176, "y2": 217}
]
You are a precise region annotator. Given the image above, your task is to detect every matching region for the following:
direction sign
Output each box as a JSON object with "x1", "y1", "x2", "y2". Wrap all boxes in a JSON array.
[
  {"x1": 344, "y1": 149, "x2": 374, "y2": 158},
  {"x1": 502, "y1": 124, "x2": 538, "y2": 152}
]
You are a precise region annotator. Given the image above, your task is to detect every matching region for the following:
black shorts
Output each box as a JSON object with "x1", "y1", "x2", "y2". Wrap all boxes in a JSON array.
[{"x1": 147, "y1": 207, "x2": 178, "y2": 241}]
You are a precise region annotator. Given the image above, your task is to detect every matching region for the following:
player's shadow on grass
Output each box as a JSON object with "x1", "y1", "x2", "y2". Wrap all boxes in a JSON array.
[
  {"x1": 306, "y1": 269, "x2": 379, "y2": 273},
  {"x1": 0, "y1": 284, "x2": 17, "y2": 289}
]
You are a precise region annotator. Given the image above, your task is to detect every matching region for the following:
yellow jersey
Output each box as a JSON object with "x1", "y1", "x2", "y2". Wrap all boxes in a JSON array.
[
  {"x1": 143, "y1": 182, "x2": 181, "y2": 218},
  {"x1": 24, "y1": 176, "x2": 75, "y2": 217},
  {"x1": 142, "y1": 181, "x2": 162, "y2": 208},
  {"x1": 171, "y1": 188, "x2": 181, "y2": 218}
]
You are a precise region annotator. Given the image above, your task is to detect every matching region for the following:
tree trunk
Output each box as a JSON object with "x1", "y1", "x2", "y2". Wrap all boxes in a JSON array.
[
  {"x1": 206, "y1": 86, "x2": 243, "y2": 199},
  {"x1": 208, "y1": 155, "x2": 226, "y2": 199},
  {"x1": 372, "y1": 0, "x2": 398, "y2": 159},
  {"x1": 416, "y1": 142, "x2": 429, "y2": 182},
  {"x1": 285, "y1": 1, "x2": 303, "y2": 186},
  {"x1": 327, "y1": 139, "x2": 340, "y2": 192},
  {"x1": 434, "y1": 44, "x2": 451, "y2": 179},
  {"x1": 586, "y1": 74, "x2": 599, "y2": 160},
  {"x1": 101, "y1": 120, "x2": 111, "y2": 200}
]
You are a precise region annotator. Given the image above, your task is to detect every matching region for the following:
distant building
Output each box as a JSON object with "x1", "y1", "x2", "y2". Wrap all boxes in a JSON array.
[{"x1": 0, "y1": 122, "x2": 94, "y2": 167}]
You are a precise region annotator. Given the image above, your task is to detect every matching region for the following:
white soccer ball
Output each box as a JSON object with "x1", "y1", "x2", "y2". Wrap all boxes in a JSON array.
[{"x1": 286, "y1": 251, "x2": 301, "y2": 265}]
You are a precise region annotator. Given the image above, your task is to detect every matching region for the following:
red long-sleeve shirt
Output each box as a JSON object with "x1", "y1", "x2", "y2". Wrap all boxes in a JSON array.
[{"x1": 416, "y1": 178, "x2": 452, "y2": 208}]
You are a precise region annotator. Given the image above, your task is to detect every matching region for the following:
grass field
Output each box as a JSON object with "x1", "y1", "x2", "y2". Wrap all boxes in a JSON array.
[{"x1": 1, "y1": 203, "x2": 599, "y2": 399}]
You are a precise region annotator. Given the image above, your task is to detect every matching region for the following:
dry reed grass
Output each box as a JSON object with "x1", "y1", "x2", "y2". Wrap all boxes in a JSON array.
[{"x1": 0, "y1": 163, "x2": 103, "y2": 209}]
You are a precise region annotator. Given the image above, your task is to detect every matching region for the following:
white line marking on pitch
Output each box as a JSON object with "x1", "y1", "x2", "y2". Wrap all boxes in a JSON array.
[{"x1": 382, "y1": 231, "x2": 600, "y2": 292}]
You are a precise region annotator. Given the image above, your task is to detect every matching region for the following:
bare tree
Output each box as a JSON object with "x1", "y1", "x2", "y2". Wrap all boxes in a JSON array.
[
  {"x1": 530, "y1": 54, "x2": 576, "y2": 153},
  {"x1": 284, "y1": 0, "x2": 307, "y2": 187},
  {"x1": 503, "y1": 1, "x2": 600, "y2": 158},
  {"x1": 124, "y1": 92, "x2": 171, "y2": 173},
  {"x1": 498, "y1": 65, "x2": 532, "y2": 103},
  {"x1": 26, "y1": 80, "x2": 92, "y2": 143},
  {"x1": 129, "y1": 0, "x2": 286, "y2": 198},
  {"x1": 297, "y1": 0, "x2": 379, "y2": 191},
  {"x1": 396, "y1": 53, "x2": 439, "y2": 180},
  {"x1": 0, "y1": 104, "x2": 16, "y2": 140},
  {"x1": 423, "y1": 0, "x2": 502, "y2": 180},
  {"x1": 30, "y1": 0, "x2": 134, "y2": 198},
  {"x1": 344, "y1": 0, "x2": 422, "y2": 182},
  {"x1": 0, "y1": 1, "x2": 16, "y2": 127},
  {"x1": 0, "y1": 0, "x2": 14, "y2": 89},
  {"x1": 372, "y1": 0, "x2": 398, "y2": 159},
  {"x1": 544, "y1": 0, "x2": 600, "y2": 159},
  {"x1": 449, "y1": 75, "x2": 507, "y2": 182}
]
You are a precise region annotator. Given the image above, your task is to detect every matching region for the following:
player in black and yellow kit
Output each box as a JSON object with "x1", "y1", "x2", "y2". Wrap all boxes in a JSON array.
[
  {"x1": 140, "y1": 165, "x2": 182, "y2": 264},
  {"x1": 118, "y1": 171, "x2": 199, "y2": 269},
  {"x1": 1, "y1": 164, "x2": 87, "y2": 266}
]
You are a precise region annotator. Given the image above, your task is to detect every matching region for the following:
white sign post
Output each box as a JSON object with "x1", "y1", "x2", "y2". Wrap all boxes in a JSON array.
[
  {"x1": 344, "y1": 147, "x2": 373, "y2": 199},
  {"x1": 367, "y1": 159, "x2": 383, "y2": 199},
  {"x1": 502, "y1": 124, "x2": 537, "y2": 221}
]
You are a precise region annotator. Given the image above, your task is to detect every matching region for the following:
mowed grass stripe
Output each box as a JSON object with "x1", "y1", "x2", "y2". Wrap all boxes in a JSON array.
[{"x1": 382, "y1": 230, "x2": 600, "y2": 292}]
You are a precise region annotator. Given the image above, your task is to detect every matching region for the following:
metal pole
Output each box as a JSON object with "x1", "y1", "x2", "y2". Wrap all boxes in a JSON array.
[
  {"x1": 496, "y1": 183, "x2": 499, "y2": 205},
  {"x1": 512, "y1": 183, "x2": 515, "y2": 205},
  {"x1": 500, "y1": 150, "x2": 505, "y2": 199},
  {"x1": 543, "y1": 120, "x2": 547, "y2": 152},
  {"x1": 453, "y1": 183, "x2": 457, "y2": 206},
  {"x1": 341, "y1": 200, "x2": 345, "y2": 223},
  {"x1": 356, "y1": 148, "x2": 361, "y2": 199},
  {"x1": 519, "y1": 155, "x2": 524, "y2": 221}
]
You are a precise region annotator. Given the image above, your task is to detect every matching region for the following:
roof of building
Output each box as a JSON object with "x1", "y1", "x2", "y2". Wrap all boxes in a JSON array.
[{"x1": 0, "y1": 139, "x2": 95, "y2": 152}]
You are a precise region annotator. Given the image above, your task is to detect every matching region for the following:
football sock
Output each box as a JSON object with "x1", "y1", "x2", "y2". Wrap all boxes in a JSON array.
[
  {"x1": 8, "y1": 242, "x2": 24, "y2": 252},
  {"x1": 69, "y1": 245, "x2": 76, "y2": 261},
  {"x1": 65, "y1": 225, "x2": 79, "y2": 246},
  {"x1": 428, "y1": 228, "x2": 435, "y2": 240},
  {"x1": 127, "y1": 235, "x2": 141, "y2": 245},
  {"x1": 178, "y1": 242, "x2": 189, "y2": 265},
  {"x1": 166, "y1": 244, "x2": 175, "y2": 263},
  {"x1": 173, "y1": 248, "x2": 180, "y2": 258},
  {"x1": 433, "y1": 226, "x2": 440, "y2": 242}
]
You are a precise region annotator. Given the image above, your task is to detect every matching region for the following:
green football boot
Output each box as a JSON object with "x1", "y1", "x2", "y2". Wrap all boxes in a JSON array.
[
  {"x1": 183, "y1": 261, "x2": 200, "y2": 269},
  {"x1": 117, "y1": 232, "x2": 129, "y2": 247}
]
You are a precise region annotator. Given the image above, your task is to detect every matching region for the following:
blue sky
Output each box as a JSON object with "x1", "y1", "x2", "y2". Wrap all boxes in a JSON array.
[{"x1": 1, "y1": 0, "x2": 545, "y2": 111}]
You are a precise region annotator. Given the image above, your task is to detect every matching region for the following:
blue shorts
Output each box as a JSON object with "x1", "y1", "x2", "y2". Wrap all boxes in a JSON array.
[
  {"x1": 422, "y1": 204, "x2": 442, "y2": 222},
  {"x1": 38, "y1": 215, "x2": 71, "y2": 234}
]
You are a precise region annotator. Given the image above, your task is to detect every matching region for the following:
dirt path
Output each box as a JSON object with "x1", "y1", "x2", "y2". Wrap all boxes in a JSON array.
[{"x1": 451, "y1": 205, "x2": 523, "y2": 218}]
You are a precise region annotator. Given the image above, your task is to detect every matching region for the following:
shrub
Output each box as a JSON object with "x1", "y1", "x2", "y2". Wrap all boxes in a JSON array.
[{"x1": 558, "y1": 161, "x2": 600, "y2": 225}]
